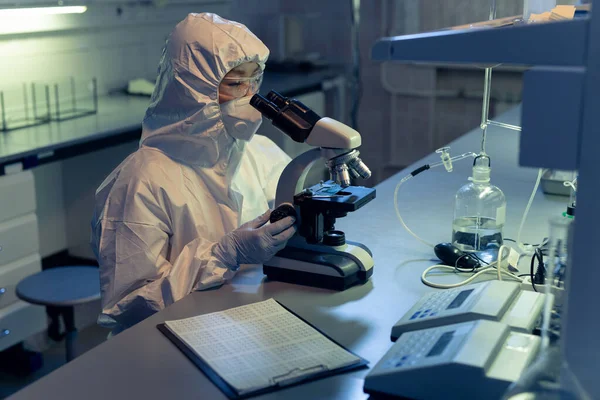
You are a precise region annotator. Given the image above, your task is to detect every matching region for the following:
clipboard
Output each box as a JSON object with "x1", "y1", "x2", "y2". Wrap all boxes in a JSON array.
[{"x1": 157, "y1": 299, "x2": 368, "y2": 399}]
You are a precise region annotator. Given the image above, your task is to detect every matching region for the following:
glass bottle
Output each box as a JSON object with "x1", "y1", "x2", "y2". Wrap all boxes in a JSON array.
[{"x1": 452, "y1": 155, "x2": 506, "y2": 253}]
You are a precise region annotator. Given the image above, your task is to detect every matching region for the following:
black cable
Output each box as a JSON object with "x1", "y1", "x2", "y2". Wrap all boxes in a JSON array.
[
  {"x1": 535, "y1": 248, "x2": 545, "y2": 283},
  {"x1": 529, "y1": 249, "x2": 545, "y2": 292},
  {"x1": 530, "y1": 252, "x2": 537, "y2": 292},
  {"x1": 471, "y1": 253, "x2": 489, "y2": 266},
  {"x1": 453, "y1": 254, "x2": 477, "y2": 273},
  {"x1": 410, "y1": 165, "x2": 430, "y2": 177}
]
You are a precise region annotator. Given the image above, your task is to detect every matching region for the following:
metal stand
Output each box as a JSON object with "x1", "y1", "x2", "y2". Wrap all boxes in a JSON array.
[{"x1": 48, "y1": 306, "x2": 78, "y2": 362}]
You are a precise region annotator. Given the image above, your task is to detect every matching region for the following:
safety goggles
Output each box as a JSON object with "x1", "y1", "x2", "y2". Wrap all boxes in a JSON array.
[{"x1": 220, "y1": 72, "x2": 263, "y2": 99}]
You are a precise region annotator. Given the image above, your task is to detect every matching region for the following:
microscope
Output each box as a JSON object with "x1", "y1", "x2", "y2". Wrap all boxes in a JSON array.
[{"x1": 250, "y1": 91, "x2": 376, "y2": 291}]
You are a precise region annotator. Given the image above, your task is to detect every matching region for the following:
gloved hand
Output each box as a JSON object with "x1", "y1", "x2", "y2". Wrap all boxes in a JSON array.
[{"x1": 212, "y1": 210, "x2": 297, "y2": 270}]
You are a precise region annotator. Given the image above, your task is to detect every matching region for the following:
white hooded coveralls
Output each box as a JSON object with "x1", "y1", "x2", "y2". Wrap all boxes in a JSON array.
[{"x1": 91, "y1": 13, "x2": 290, "y2": 334}]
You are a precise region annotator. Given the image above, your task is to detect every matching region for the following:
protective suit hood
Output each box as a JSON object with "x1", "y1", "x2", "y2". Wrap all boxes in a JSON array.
[{"x1": 140, "y1": 13, "x2": 269, "y2": 168}]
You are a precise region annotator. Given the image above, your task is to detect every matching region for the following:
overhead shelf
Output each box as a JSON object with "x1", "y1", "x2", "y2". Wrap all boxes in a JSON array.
[{"x1": 372, "y1": 18, "x2": 588, "y2": 66}]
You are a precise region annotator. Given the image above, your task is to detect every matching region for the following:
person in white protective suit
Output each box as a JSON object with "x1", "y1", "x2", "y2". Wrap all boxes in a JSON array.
[{"x1": 91, "y1": 13, "x2": 297, "y2": 335}]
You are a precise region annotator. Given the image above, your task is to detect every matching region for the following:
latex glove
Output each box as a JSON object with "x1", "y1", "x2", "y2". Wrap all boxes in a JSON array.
[{"x1": 213, "y1": 210, "x2": 297, "y2": 270}]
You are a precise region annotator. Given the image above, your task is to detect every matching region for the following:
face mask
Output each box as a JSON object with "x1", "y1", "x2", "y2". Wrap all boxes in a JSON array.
[{"x1": 220, "y1": 96, "x2": 263, "y2": 141}]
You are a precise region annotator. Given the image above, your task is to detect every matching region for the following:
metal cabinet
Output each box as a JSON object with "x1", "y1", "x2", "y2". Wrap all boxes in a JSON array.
[{"x1": 0, "y1": 171, "x2": 45, "y2": 352}]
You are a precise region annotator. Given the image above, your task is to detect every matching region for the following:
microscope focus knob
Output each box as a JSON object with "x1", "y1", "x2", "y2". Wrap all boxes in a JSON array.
[
  {"x1": 269, "y1": 203, "x2": 297, "y2": 224},
  {"x1": 323, "y1": 230, "x2": 345, "y2": 246}
]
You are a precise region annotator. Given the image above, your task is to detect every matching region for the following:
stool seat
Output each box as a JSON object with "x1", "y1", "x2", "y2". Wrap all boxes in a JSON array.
[{"x1": 16, "y1": 266, "x2": 100, "y2": 307}]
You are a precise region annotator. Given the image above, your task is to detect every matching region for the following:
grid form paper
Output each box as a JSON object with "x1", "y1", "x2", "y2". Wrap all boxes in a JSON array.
[{"x1": 164, "y1": 299, "x2": 361, "y2": 395}]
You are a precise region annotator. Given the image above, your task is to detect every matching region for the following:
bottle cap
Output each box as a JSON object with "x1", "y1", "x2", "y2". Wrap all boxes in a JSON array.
[
  {"x1": 471, "y1": 165, "x2": 491, "y2": 183},
  {"x1": 470, "y1": 154, "x2": 491, "y2": 183}
]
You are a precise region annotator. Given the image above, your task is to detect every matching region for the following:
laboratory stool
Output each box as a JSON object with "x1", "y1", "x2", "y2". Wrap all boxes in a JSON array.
[{"x1": 16, "y1": 266, "x2": 101, "y2": 362}]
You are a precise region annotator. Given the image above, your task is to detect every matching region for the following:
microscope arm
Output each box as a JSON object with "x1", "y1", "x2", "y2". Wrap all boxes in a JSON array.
[
  {"x1": 274, "y1": 145, "x2": 362, "y2": 206},
  {"x1": 304, "y1": 117, "x2": 361, "y2": 149},
  {"x1": 274, "y1": 148, "x2": 322, "y2": 207}
]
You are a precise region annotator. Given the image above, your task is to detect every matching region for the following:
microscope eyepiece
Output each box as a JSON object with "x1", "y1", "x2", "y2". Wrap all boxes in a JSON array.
[
  {"x1": 250, "y1": 91, "x2": 321, "y2": 143},
  {"x1": 250, "y1": 94, "x2": 280, "y2": 121},
  {"x1": 265, "y1": 90, "x2": 288, "y2": 108}
]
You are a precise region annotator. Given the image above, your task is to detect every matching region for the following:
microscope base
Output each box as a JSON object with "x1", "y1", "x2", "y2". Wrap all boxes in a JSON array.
[
  {"x1": 263, "y1": 241, "x2": 374, "y2": 291},
  {"x1": 263, "y1": 264, "x2": 372, "y2": 291}
]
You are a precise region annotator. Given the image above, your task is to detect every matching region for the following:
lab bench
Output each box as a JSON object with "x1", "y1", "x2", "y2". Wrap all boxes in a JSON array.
[
  {"x1": 0, "y1": 68, "x2": 346, "y2": 359},
  {"x1": 7, "y1": 106, "x2": 566, "y2": 400}
]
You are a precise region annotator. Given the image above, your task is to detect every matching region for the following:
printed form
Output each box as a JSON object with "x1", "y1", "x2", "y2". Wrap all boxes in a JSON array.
[{"x1": 164, "y1": 298, "x2": 361, "y2": 394}]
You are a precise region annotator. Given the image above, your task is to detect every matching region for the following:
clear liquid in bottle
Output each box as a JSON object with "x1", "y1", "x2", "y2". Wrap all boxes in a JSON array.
[{"x1": 452, "y1": 216, "x2": 503, "y2": 252}]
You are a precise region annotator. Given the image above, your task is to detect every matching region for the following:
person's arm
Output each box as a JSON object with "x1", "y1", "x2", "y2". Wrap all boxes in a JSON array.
[
  {"x1": 92, "y1": 176, "x2": 230, "y2": 331},
  {"x1": 92, "y1": 170, "x2": 295, "y2": 331}
]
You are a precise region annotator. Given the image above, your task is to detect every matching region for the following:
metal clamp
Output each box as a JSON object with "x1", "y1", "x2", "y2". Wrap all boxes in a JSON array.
[{"x1": 0, "y1": 329, "x2": 10, "y2": 338}]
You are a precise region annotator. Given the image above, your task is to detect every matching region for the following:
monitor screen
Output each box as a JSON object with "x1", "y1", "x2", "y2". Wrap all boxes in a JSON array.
[
  {"x1": 446, "y1": 288, "x2": 474, "y2": 310},
  {"x1": 427, "y1": 330, "x2": 455, "y2": 357}
]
